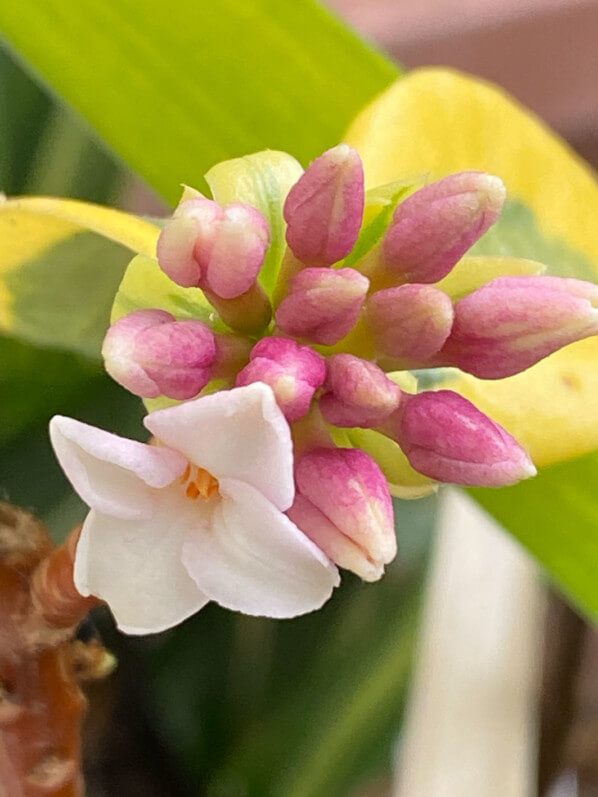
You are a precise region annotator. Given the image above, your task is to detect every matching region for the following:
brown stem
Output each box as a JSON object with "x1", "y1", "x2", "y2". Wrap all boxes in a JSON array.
[{"x1": 0, "y1": 503, "x2": 109, "y2": 796}]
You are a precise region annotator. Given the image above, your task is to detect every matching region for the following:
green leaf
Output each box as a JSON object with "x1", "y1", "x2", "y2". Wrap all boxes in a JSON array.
[
  {"x1": 0, "y1": 198, "x2": 160, "y2": 357},
  {"x1": 470, "y1": 199, "x2": 598, "y2": 281},
  {"x1": 343, "y1": 182, "x2": 411, "y2": 267},
  {"x1": 471, "y1": 451, "x2": 598, "y2": 622},
  {"x1": 111, "y1": 254, "x2": 218, "y2": 327},
  {"x1": 0, "y1": 0, "x2": 398, "y2": 206},
  {"x1": 0, "y1": 335, "x2": 101, "y2": 445},
  {"x1": 4, "y1": 232, "x2": 132, "y2": 358}
]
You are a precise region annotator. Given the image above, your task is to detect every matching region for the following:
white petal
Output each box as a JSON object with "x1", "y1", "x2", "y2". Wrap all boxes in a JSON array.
[
  {"x1": 74, "y1": 496, "x2": 209, "y2": 634},
  {"x1": 50, "y1": 416, "x2": 187, "y2": 519},
  {"x1": 145, "y1": 383, "x2": 294, "y2": 510},
  {"x1": 182, "y1": 478, "x2": 339, "y2": 618}
]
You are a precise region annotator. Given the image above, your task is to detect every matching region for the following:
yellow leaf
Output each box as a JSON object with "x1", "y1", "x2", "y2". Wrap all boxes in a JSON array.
[
  {"x1": 435, "y1": 256, "x2": 544, "y2": 300},
  {"x1": 444, "y1": 339, "x2": 598, "y2": 468}
]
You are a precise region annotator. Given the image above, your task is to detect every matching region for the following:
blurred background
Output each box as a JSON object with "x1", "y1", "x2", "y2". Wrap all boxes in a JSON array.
[{"x1": 1, "y1": 0, "x2": 597, "y2": 794}]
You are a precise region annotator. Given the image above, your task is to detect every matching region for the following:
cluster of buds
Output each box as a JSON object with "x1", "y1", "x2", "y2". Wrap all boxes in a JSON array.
[{"x1": 101, "y1": 144, "x2": 598, "y2": 585}]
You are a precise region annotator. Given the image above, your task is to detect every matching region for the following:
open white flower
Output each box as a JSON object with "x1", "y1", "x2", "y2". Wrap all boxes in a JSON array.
[{"x1": 50, "y1": 383, "x2": 339, "y2": 634}]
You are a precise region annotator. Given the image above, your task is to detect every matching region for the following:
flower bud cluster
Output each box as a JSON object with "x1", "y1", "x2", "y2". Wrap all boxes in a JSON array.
[{"x1": 101, "y1": 144, "x2": 598, "y2": 583}]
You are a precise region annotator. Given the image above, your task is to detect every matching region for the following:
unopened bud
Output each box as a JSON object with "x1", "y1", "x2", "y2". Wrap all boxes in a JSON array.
[
  {"x1": 102, "y1": 309, "x2": 216, "y2": 400},
  {"x1": 367, "y1": 284, "x2": 454, "y2": 361},
  {"x1": 319, "y1": 354, "x2": 401, "y2": 427},
  {"x1": 383, "y1": 172, "x2": 506, "y2": 283},
  {"x1": 157, "y1": 198, "x2": 270, "y2": 298},
  {"x1": 236, "y1": 337, "x2": 326, "y2": 421},
  {"x1": 284, "y1": 144, "x2": 364, "y2": 266},
  {"x1": 383, "y1": 390, "x2": 536, "y2": 486},
  {"x1": 275, "y1": 267, "x2": 369, "y2": 345},
  {"x1": 439, "y1": 276, "x2": 598, "y2": 378},
  {"x1": 291, "y1": 447, "x2": 396, "y2": 580}
]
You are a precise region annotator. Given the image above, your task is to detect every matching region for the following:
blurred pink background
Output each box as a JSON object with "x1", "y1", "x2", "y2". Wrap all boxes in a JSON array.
[{"x1": 328, "y1": 0, "x2": 598, "y2": 166}]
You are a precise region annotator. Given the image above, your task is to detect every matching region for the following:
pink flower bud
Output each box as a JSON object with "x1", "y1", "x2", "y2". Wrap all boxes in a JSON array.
[
  {"x1": 102, "y1": 309, "x2": 216, "y2": 400},
  {"x1": 287, "y1": 495, "x2": 385, "y2": 582},
  {"x1": 319, "y1": 354, "x2": 401, "y2": 427},
  {"x1": 367, "y1": 284, "x2": 454, "y2": 361},
  {"x1": 291, "y1": 447, "x2": 396, "y2": 579},
  {"x1": 284, "y1": 144, "x2": 365, "y2": 266},
  {"x1": 384, "y1": 390, "x2": 536, "y2": 487},
  {"x1": 236, "y1": 337, "x2": 326, "y2": 421},
  {"x1": 157, "y1": 198, "x2": 270, "y2": 299},
  {"x1": 439, "y1": 276, "x2": 598, "y2": 378},
  {"x1": 275, "y1": 267, "x2": 369, "y2": 345},
  {"x1": 383, "y1": 172, "x2": 506, "y2": 283}
]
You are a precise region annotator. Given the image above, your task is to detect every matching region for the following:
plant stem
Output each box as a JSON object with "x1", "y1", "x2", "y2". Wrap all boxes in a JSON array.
[{"x1": 0, "y1": 503, "x2": 107, "y2": 796}]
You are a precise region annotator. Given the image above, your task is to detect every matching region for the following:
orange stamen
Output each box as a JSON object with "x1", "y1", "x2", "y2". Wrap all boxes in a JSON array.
[
  {"x1": 195, "y1": 467, "x2": 220, "y2": 499},
  {"x1": 186, "y1": 482, "x2": 200, "y2": 500}
]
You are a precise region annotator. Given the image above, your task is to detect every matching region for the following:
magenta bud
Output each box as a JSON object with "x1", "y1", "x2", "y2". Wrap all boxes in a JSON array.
[
  {"x1": 439, "y1": 276, "x2": 598, "y2": 378},
  {"x1": 290, "y1": 447, "x2": 396, "y2": 580},
  {"x1": 367, "y1": 284, "x2": 454, "y2": 361},
  {"x1": 235, "y1": 337, "x2": 326, "y2": 422},
  {"x1": 284, "y1": 144, "x2": 365, "y2": 266},
  {"x1": 383, "y1": 172, "x2": 506, "y2": 283},
  {"x1": 157, "y1": 198, "x2": 270, "y2": 299},
  {"x1": 319, "y1": 354, "x2": 401, "y2": 427},
  {"x1": 275, "y1": 267, "x2": 369, "y2": 345},
  {"x1": 384, "y1": 390, "x2": 536, "y2": 487},
  {"x1": 102, "y1": 310, "x2": 217, "y2": 400}
]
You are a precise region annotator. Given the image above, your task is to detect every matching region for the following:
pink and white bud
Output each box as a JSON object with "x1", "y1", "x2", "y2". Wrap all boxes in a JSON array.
[
  {"x1": 236, "y1": 337, "x2": 326, "y2": 422},
  {"x1": 319, "y1": 354, "x2": 401, "y2": 427},
  {"x1": 284, "y1": 144, "x2": 365, "y2": 266},
  {"x1": 275, "y1": 267, "x2": 369, "y2": 345},
  {"x1": 102, "y1": 309, "x2": 216, "y2": 400},
  {"x1": 382, "y1": 172, "x2": 506, "y2": 283},
  {"x1": 290, "y1": 447, "x2": 396, "y2": 581},
  {"x1": 157, "y1": 198, "x2": 270, "y2": 299},
  {"x1": 383, "y1": 390, "x2": 536, "y2": 487},
  {"x1": 439, "y1": 276, "x2": 598, "y2": 378},
  {"x1": 367, "y1": 284, "x2": 454, "y2": 361}
]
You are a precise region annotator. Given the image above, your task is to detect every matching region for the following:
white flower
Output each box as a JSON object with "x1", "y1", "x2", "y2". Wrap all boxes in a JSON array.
[{"x1": 50, "y1": 383, "x2": 339, "y2": 634}]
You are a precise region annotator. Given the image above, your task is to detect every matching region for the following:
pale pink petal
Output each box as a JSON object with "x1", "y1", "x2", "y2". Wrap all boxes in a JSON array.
[
  {"x1": 50, "y1": 416, "x2": 187, "y2": 520},
  {"x1": 144, "y1": 383, "x2": 294, "y2": 510},
  {"x1": 74, "y1": 499, "x2": 209, "y2": 634},
  {"x1": 182, "y1": 479, "x2": 339, "y2": 618}
]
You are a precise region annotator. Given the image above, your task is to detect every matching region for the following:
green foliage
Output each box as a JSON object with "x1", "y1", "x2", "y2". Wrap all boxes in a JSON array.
[
  {"x1": 5, "y1": 232, "x2": 132, "y2": 358},
  {"x1": 0, "y1": 0, "x2": 398, "y2": 205},
  {"x1": 471, "y1": 199, "x2": 598, "y2": 281},
  {"x1": 471, "y1": 451, "x2": 598, "y2": 622}
]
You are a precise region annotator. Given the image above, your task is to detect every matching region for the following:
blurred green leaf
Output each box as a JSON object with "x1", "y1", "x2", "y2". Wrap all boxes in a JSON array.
[
  {"x1": 0, "y1": 0, "x2": 398, "y2": 205},
  {"x1": 133, "y1": 497, "x2": 436, "y2": 796},
  {"x1": 0, "y1": 335, "x2": 100, "y2": 445},
  {"x1": 471, "y1": 451, "x2": 598, "y2": 622},
  {"x1": 0, "y1": 372, "x2": 144, "y2": 541},
  {"x1": 4, "y1": 232, "x2": 132, "y2": 358},
  {"x1": 470, "y1": 199, "x2": 598, "y2": 281}
]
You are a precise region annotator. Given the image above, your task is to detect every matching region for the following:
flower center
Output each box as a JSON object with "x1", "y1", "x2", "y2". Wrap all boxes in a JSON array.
[{"x1": 180, "y1": 464, "x2": 220, "y2": 500}]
